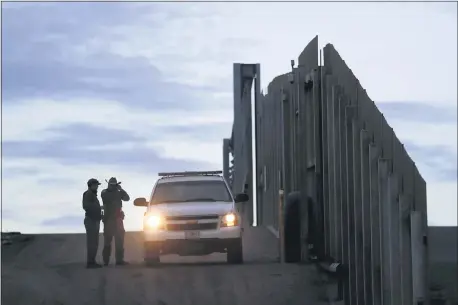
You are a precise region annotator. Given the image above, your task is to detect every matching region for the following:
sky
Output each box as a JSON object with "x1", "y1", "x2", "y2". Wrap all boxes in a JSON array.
[{"x1": 1, "y1": 2, "x2": 457, "y2": 233}]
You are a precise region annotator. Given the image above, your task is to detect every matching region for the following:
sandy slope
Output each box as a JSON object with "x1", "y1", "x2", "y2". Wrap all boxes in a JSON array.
[{"x1": 1, "y1": 227, "x2": 324, "y2": 305}]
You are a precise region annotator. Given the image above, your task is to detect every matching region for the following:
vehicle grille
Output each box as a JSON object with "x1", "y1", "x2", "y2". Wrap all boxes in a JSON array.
[
  {"x1": 166, "y1": 223, "x2": 218, "y2": 231},
  {"x1": 166, "y1": 215, "x2": 218, "y2": 221}
]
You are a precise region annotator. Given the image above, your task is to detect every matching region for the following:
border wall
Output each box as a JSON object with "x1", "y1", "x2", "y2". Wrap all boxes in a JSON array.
[{"x1": 224, "y1": 35, "x2": 429, "y2": 305}]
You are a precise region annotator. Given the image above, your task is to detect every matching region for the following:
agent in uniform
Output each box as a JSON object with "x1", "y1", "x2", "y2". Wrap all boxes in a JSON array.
[
  {"x1": 101, "y1": 177, "x2": 130, "y2": 266},
  {"x1": 82, "y1": 178, "x2": 103, "y2": 268}
]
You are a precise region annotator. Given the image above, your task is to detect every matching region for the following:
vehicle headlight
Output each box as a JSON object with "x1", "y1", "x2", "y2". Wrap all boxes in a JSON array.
[
  {"x1": 221, "y1": 213, "x2": 237, "y2": 227},
  {"x1": 145, "y1": 215, "x2": 163, "y2": 229}
]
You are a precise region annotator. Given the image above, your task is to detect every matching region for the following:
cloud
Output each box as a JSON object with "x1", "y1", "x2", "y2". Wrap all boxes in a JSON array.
[
  {"x1": 48, "y1": 123, "x2": 146, "y2": 146},
  {"x1": 36, "y1": 177, "x2": 88, "y2": 186},
  {"x1": 41, "y1": 215, "x2": 83, "y2": 227},
  {"x1": 403, "y1": 141, "x2": 457, "y2": 183},
  {"x1": 386, "y1": 119, "x2": 457, "y2": 153},
  {"x1": 2, "y1": 98, "x2": 232, "y2": 142},
  {"x1": 2, "y1": 209, "x2": 17, "y2": 220},
  {"x1": 3, "y1": 167, "x2": 41, "y2": 179},
  {"x1": 427, "y1": 182, "x2": 457, "y2": 226},
  {"x1": 103, "y1": 2, "x2": 456, "y2": 105},
  {"x1": 376, "y1": 101, "x2": 457, "y2": 183},
  {"x1": 2, "y1": 2, "x2": 220, "y2": 111},
  {"x1": 3, "y1": 139, "x2": 212, "y2": 173},
  {"x1": 2, "y1": 127, "x2": 216, "y2": 174},
  {"x1": 377, "y1": 102, "x2": 457, "y2": 125},
  {"x1": 159, "y1": 122, "x2": 232, "y2": 142}
]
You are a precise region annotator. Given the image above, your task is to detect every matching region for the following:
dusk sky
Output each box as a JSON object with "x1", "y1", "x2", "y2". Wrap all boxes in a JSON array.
[{"x1": 2, "y1": 2, "x2": 457, "y2": 233}]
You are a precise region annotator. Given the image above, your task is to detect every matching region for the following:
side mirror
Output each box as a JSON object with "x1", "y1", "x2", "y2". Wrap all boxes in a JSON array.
[
  {"x1": 133, "y1": 197, "x2": 148, "y2": 207},
  {"x1": 234, "y1": 193, "x2": 249, "y2": 203}
]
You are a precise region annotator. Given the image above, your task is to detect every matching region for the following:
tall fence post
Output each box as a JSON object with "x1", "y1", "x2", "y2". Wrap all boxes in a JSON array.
[
  {"x1": 279, "y1": 188, "x2": 285, "y2": 263},
  {"x1": 223, "y1": 138, "x2": 230, "y2": 182}
]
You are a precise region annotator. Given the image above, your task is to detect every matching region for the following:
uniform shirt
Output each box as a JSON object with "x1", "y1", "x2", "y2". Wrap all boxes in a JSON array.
[
  {"x1": 82, "y1": 189, "x2": 102, "y2": 221},
  {"x1": 101, "y1": 186, "x2": 130, "y2": 219}
]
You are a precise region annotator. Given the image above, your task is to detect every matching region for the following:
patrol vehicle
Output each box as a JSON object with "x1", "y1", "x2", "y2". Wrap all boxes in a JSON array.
[{"x1": 133, "y1": 171, "x2": 249, "y2": 265}]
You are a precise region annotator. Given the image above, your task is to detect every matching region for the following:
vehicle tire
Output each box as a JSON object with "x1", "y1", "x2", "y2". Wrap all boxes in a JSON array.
[
  {"x1": 227, "y1": 238, "x2": 243, "y2": 264},
  {"x1": 284, "y1": 191, "x2": 301, "y2": 263},
  {"x1": 144, "y1": 256, "x2": 160, "y2": 266},
  {"x1": 144, "y1": 242, "x2": 160, "y2": 266}
]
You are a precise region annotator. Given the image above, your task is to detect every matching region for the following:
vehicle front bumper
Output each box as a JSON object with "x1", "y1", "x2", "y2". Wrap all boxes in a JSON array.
[
  {"x1": 145, "y1": 237, "x2": 241, "y2": 255},
  {"x1": 143, "y1": 227, "x2": 242, "y2": 255},
  {"x1": 143, "y1": 226, "x2": 242, "y2": 242}
]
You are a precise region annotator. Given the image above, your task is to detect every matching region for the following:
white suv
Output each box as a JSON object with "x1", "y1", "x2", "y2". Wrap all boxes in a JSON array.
[{"x1": 133, "y1": 171, "x2": 249, "y2": 265}]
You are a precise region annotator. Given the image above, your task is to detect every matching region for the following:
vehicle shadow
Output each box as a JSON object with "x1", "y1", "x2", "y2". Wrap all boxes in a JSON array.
[{"x1": 113, "y1": 259, "x2": 280, "y2": 269}]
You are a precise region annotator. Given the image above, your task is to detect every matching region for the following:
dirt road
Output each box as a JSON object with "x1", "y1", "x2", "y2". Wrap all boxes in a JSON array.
[{"x1": 1, "y1": 227, "x2": 324, "y2": 305}]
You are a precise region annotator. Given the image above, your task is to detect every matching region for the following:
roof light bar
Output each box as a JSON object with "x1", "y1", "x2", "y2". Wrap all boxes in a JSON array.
[{"x1": 158, "y1": 171, "x2": 223, "y2": 177}]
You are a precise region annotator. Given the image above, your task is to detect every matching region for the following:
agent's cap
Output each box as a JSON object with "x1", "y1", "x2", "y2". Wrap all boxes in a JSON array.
[{"x1": 87, "y1": 178, "x2": 101, "y2": 187}]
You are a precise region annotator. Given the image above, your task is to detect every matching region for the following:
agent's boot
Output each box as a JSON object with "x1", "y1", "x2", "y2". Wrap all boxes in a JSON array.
[
  {"x1": 102, "y1": 251, "x2": 110, "y2": 266},
  {"x1": 86, "y1": 262, "x2": 103, "y2": 269}
]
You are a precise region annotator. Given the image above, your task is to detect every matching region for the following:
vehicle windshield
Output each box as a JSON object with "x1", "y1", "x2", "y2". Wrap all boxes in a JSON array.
[{"x1": 151, "y1": 180, "x2": 232, "y2": 203}]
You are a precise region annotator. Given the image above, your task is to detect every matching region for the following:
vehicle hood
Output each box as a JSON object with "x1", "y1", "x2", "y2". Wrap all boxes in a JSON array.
[{"x1": 148, "y1": 201, "x2": 234, "y2": 216}]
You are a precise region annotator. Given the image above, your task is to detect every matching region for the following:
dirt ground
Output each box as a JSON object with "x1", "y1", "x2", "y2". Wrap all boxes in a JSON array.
[{"x1": 1, "y1": 227, "x2": 325, "y2": 305}]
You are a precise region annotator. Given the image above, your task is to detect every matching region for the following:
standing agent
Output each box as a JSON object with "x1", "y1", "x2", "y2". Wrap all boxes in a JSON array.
[
  {"x1": 82, "y1": 178, "x2": 103, "y2": 268},
  {"x1": 101, "y1": 177, "x2": 130, "y2": 266}
]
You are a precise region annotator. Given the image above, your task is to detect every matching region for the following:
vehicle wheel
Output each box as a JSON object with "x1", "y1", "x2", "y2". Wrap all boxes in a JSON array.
[
  {"x1": 284, "y1": 191, "x2": 301, "y2": 263},
  {"x1": 144, "y1": 242, "x2": 160, "y2": 266},
  {"x1": 227, "y1": 238, "x2": 243, "y2": 264},
  {"x1": 144, "y1": 256, "x2": 160, "y2": 266}
]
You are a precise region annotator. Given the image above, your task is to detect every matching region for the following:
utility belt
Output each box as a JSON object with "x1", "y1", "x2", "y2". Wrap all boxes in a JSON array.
[
  {"x1": 85, "y1": 209, "x2": 103, "y2": 222},
  {"x1": 102, "y1": 209, "x2": 125, "y2": 222}
]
